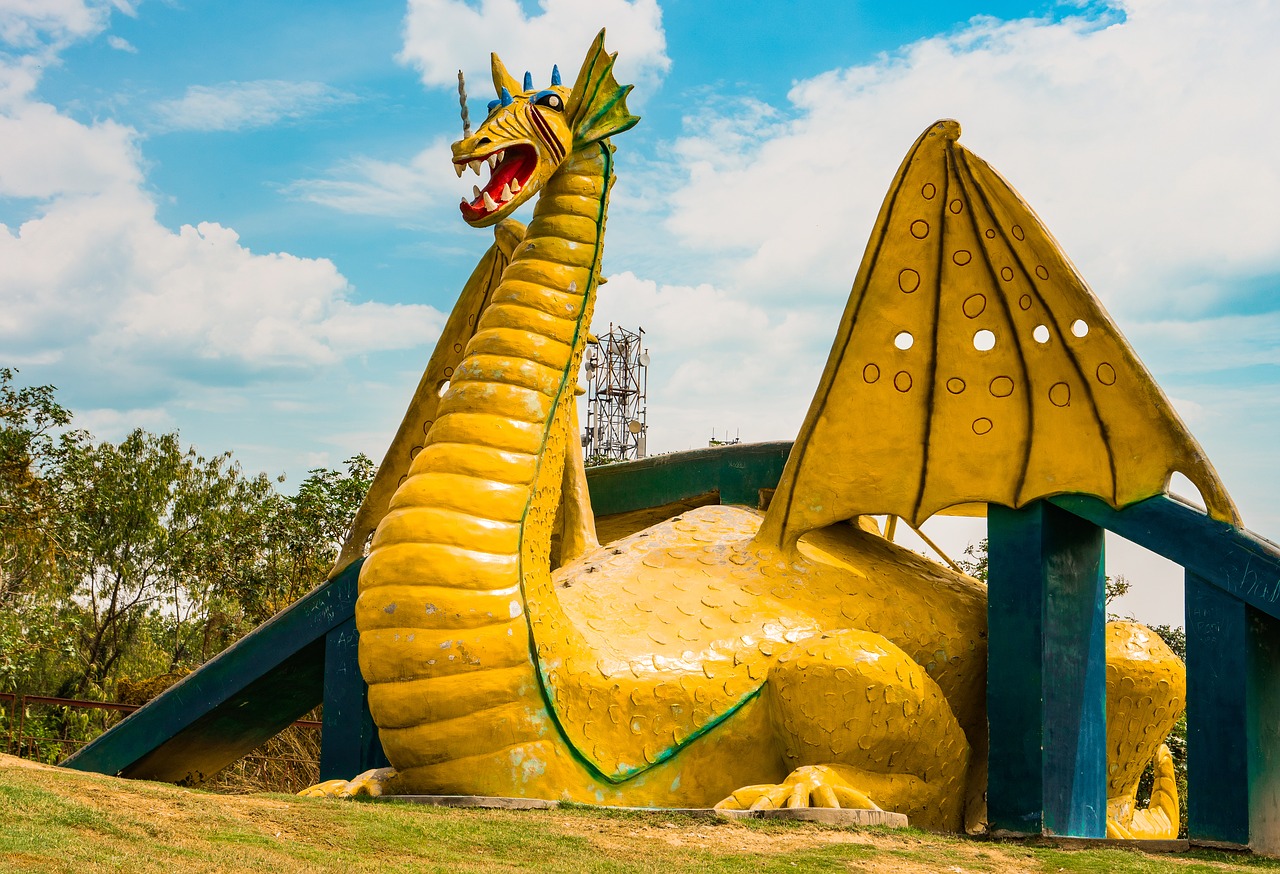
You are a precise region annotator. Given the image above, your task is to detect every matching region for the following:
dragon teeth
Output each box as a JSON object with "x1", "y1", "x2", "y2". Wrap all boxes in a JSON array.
[
  {"x1": 473, "y1": 185, "x2": 482, "y2": 199},
  {"x1": 510, "y1": 178, "x2": 521, "y2": 193},
  {"x1": 497, "y1": 149, "x2": 505, "y2": 162},
  {"x1": 482, "y1": 191, "x2": 499, "y2": 211},
  {"x1": 469, "y1": 160, "x2": 482, "y2": 174},
  {"x1": 453, "y1": 163, "x2": 465, "y2": 178},
  {"x1": 488, "y1": 154, "x2": 499, "y2": 169},
  {"x1": 500, "y1": 183, "x2": 513, "y2": 202}
]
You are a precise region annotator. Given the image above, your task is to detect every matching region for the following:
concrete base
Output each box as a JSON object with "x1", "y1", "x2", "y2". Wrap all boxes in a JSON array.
[
  {"x1": 719, "y1": 807, "x2": 909, "y2": 827},
  {"x1": 376, "y1": 795, "x2": 558, "y2": 810},
  {"x1": 374, "y1": 795, "x2": 908, "y2": 828},
  {"x1": 987, "y1": 832, "x2": 1253, "y2": 855},
  {"x1": 595, "y1": 807, "x2": 725, "y2": 819}
]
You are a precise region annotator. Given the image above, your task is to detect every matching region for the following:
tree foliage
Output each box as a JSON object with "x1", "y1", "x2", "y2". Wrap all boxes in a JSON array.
[
  {"x1": 0, "y1": 369, "x2": 371, "y2": 704},
  {"x1": 0, "y1": 367, "x2": 73, "y2": 602}
]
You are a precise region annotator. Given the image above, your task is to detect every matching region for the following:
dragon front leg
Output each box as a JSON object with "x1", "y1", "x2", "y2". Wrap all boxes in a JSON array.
[
  {"x1": 1107, "y1": 743, "x2": 1179, "y2": 840},
  {"x1": 715, "y1": 628, "x2": 970, "y2": 831}
]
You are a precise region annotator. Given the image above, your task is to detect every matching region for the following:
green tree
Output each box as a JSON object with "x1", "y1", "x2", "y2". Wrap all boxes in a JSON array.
[
  {"x1": 0, "y1": 368, "x2": 73, "y2": 602},
  {"x1": 0, "y1": 367, "x2": 378, "y2": 779},
  {"x1": 51, "y1": 429, "x2": 278, "y2": 696},
  {"x1": 0, "y1": 369, "x2": 79, "y2": 697},
  {"x1": 228, "y1": 454, "x2": 374, "y2": 625}
]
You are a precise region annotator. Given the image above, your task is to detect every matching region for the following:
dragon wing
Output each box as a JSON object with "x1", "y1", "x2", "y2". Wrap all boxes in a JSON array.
[
  {"x1": 757, "y1": 119, "x2": 1238, "y2": 551},
  {"x1": 330, "y1": 219, "x2": 525, "y2": 578}
]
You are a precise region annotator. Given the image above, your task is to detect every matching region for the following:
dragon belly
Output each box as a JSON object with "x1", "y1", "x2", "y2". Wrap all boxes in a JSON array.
[
  {"x1": 547, "y1": 505, "x2": 989, "y2": 781},
  {"x1": 356, "y1": 430, "x2": 551, "y2": 776}
]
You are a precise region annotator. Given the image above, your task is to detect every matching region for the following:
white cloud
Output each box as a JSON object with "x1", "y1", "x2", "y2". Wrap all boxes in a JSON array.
[
  {"x1": 0, "y1": 0, "x2": 112, "y2": 49},
  {"x1": 0, "y1": 1, "x2": 131, "y2": 106},
  {"x1": 0, "y1": 180, "x2": 444, "y2": 377},
  {"x1": 0, "y1": 100, "x2": 140, "y2": 197},
  {"x1": 589, "y1": 271, "x2": 831, "y2": 452},
  {"x1": 74, "y1": 404, "x2": 177, "y2": 437},
  {"x1": 152, "y1": 80, "x2": 356, "y2": 133},
  {"x1": 285, "y1": 138, "x2": 461, "y2": 218},
  {"x1": 658, "y1": 0, "x2": 1280, "y2": 324},
  {"x1": 106, "y1": 33, "x2": 134, "y2": 52},
  {"x1": 0, "y1": 5, "x2": 444, "y2": 404},
  {"x1": 399, "y1": 0, "x2": 669, "y2": 97}
]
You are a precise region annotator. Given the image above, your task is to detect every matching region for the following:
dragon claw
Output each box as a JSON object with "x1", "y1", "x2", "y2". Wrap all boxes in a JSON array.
[
  {"x1": 715, "y1": 765, "x2": 880, "y2": 813},
  {"x1": 298, "y1": 767, "x2": 397, "y2": 799}
]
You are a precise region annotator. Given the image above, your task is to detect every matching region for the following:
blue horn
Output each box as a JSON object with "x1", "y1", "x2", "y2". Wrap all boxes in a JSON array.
[
  {"x1": 551, "y1": 64, "x2": 561, "y2": 86},
  {"x1": 500, "y1": 86, "x2": 513, "y2": 106},
  {"x1": 523, "y1": 71, "x2": 533, "y2": 91}
]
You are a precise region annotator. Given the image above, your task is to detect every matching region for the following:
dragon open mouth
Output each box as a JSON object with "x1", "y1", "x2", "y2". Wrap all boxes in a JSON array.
[{"x1": 456, "y1": 143, "x2": 537, "y2": 221}]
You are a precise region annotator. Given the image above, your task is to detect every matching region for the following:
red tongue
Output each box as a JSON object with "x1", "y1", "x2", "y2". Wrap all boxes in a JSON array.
[
  {"x1": 458, "y1": 146, "x2": 534, "y2": 219},
  {"x1": 490, "y1": 150, "x2": 534, "y2": 195},
  {"x1": 472, "y1": 153, "x2": 531, "y2": 207},
  {"x1": 487, "y1": 158, "x2": 519, "y2": 193}
]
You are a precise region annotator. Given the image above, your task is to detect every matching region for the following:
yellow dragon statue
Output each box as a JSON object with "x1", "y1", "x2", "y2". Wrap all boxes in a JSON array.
[{"x1": 305, "y1": 31, "x2": 1225, "y2": 838}]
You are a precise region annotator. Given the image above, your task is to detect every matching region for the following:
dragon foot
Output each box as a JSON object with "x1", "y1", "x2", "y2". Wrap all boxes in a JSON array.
[
  {"x1": 1107, "y1": 744, "x2": 1180, "y2": 840},
  {"x1": 714, "y1": 764, "x2": 881, "y2": 813},
  {"x1": 298, "y1": 767, "x2": 398, "y2": 799}
]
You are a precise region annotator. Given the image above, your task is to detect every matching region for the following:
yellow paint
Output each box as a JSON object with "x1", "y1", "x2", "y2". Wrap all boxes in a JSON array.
[
  {"x1": 757, "y1": 119, "x2": 1238, "y2": 549},
  {"x1": 306, "y1": 36, "x2": 1203, "y2": 839},
  {"x1": 1104, "y1": 621, "x2": 1186, "y2": 840}
]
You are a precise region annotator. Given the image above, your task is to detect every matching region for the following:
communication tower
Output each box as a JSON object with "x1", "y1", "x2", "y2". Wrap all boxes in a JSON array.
[{"x1": 583, "y1": 324, "x2": 649, "y2": 462}]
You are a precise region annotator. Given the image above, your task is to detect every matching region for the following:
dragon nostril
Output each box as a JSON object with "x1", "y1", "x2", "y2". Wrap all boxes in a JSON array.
[{"x1": 477, "y1": 137, "x2": 491, "y2": 146}]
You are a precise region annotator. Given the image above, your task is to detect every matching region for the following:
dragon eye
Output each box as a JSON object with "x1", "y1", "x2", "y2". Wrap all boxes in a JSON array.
[{"x1": 533, "y1": 90, "x2": 563, "y2": 111}]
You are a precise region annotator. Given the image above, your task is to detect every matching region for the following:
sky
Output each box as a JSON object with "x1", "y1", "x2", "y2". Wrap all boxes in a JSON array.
[{"x1": 2, "y1": 0, "x2": 1278, "y2": 626}]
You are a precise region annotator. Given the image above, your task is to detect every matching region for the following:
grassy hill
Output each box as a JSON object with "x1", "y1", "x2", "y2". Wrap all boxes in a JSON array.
[{"x1": 1, "y1": 755, "x2": 1275, "y2": 873}]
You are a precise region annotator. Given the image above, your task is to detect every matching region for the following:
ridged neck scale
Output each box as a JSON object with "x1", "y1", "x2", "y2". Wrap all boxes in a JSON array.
[{"x1": 354, "y1": 141, "x2": 614, "y2": 787}]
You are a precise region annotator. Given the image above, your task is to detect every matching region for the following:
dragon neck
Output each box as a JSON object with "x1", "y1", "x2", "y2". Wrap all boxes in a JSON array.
[
  {"x1": 357, "y1": 141, "x2": 616, "y2": 777},
  {"x1": 505, "y1": 140, "x2": 612, "y2": 624},
  {"x1": 501, "y1": 142, "x2": 620, "y2": 764},
  {"x1": 431, "y1": 140, "x2": 613, "y2": 526}
]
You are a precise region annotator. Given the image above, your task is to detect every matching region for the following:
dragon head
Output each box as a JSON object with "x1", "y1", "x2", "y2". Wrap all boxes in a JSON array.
[{"x1": 451, "y1": 29, "x2": 639, "y2": 227}]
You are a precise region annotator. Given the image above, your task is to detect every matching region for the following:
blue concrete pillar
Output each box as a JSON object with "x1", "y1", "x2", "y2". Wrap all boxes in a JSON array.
[
  {"x1": 319, "y1": 616, "x2": 388, "y2": 781},
  {"x1": 1186, "y1": 573, "x2": 1280, "y2": 850},
  {"x1": 987, "y1": 501, "x2": 1107, "y2": 837}
]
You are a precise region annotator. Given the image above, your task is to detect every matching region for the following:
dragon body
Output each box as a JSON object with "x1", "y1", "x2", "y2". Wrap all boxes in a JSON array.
[{"x1": 312, "y1": 32, "x2": 1205, "y2": 837}]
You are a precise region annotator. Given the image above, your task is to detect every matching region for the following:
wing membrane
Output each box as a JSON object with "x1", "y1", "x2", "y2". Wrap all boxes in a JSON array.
[{"x1": 759, "y1": 120, "x2": 1237, "y2": 550}]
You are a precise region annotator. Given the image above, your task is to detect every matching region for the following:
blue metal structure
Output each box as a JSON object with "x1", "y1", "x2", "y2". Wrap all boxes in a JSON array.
[{"x1": 986, "y1": 493, "x2": 1280, "y2": 851}]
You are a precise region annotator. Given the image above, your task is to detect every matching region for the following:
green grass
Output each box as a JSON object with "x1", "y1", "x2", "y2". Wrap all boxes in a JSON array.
[{"x1": 1, "y1": 756, "x2": 1277, "y2": 873}]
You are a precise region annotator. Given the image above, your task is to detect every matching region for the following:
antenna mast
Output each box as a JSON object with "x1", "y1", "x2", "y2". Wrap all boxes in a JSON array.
[{"x1": 582, "y1": 324, "x2": 649, "y2": 463}]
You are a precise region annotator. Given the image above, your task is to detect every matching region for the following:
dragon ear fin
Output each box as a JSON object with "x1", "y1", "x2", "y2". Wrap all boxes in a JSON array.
[
  {"x1": 564, "y1": 29, "x2": 640, "y2": 146},
  {"x1": 756, "y1": 119, "x2": 1239, "y2": 551},
  {"x1": 490, "y1": 52, "x2": 521, "y2": 96}
]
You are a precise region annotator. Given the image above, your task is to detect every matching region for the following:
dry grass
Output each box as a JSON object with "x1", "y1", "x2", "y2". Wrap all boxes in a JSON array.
[
  {"x1": 2, "y1": 754, "x2": 1277, "y2": 873},
  {"x1": 202, "y1": 722, "x2": 321, "y2": 795}
]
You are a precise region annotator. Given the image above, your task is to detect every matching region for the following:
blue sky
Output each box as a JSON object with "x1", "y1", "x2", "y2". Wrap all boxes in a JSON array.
[{"x1": 3, "y1": 0, "x2": 1278, "y2": 624}]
